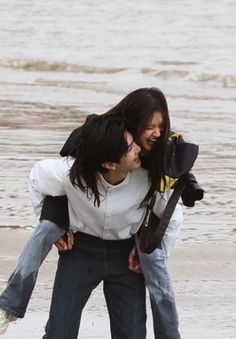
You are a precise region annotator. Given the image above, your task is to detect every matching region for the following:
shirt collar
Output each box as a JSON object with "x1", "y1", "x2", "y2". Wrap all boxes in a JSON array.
[{"x1": 98, "y1": 172, "x2": 130, "y2": 190}]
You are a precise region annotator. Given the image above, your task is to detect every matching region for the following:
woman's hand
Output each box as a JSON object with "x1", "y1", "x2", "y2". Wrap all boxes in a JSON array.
[
  {"x1": 55, "y1": 230, "x2": 74, "y2": 251},
  {"x1": 128, "y1": 247, "x2": 142, "y2": 274}
]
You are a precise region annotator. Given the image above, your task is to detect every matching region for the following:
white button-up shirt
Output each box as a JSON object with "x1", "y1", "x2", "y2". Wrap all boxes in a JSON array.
[{"x1": 30, "y1": 157, "x2": 180, "y2": 241}]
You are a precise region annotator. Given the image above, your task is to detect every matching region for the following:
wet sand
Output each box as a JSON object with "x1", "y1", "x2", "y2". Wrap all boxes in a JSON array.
[{"x1": 0, "y1": 228, "x2": 235, "y2": 339}]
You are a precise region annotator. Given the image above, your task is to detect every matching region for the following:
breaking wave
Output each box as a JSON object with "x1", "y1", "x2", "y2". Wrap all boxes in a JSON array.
[
  {"x1": 141, "y1": 68, "x2": 236, "y2": 88},
  {"x1": 0, "y1": 58, "x2": 235, "y2": 88},
  {"x1": 0, "y1": 58, "x2": 127, "y2": 74}
]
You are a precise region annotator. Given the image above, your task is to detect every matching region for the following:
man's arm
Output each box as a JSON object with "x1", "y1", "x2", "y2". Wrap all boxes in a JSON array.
[{"x1": 29, "y1": 158, "x2": 69, "y2": 216}]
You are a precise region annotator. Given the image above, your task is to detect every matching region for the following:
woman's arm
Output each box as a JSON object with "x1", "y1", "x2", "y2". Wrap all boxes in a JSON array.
[
  {"x1": 161, "y1": 203, "x2": 183, "y2": 258},
  {"x1": 146, "y1": 191, "x2": 183, "y2": 258},
  {"x1": 60, "y1": 114, "x2": 98, "y2": 157}
]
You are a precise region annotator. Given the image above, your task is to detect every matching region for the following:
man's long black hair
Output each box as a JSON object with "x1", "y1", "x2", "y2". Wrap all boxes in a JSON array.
[{"x1": 70, "y1": 115, "x2": 128, "y2": 207}]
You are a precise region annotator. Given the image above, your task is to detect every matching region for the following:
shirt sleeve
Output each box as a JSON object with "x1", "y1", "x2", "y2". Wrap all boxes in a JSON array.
[
  {"x1": 152, "y1": 191, "x2": 169, "y2": 218},
  {"x1": 29, "y1": 157, "x2": 71, "y2": 216},
  {"x1": 161, "y1": 203, "x2": 183, "y2": 258},
  {"x1": 152, "y1": 191, "x2": 183, "y2": 258}
]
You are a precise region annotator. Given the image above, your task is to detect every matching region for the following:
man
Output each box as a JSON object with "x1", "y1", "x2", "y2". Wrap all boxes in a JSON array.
[{"x1": 0, "y1": 115, "x2": 182, "y2": 338}]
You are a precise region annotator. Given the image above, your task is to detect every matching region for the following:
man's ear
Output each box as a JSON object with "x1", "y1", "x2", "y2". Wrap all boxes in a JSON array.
[{"x1": 102, "y1": 161, "x2": 117, "y2": 171}]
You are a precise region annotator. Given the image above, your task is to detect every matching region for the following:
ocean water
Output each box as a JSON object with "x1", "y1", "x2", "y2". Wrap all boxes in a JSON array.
[{"x1": 0, "y1": 0, "x2": 235, "y2": 244}]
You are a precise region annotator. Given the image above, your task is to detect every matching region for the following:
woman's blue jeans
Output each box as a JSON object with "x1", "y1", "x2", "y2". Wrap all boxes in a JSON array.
[
  {"x1": 0, "y1": 220, "x2": 65, "y2": 318},
  {"x1": 42, "y1": 232, "x2": 146, "y2": 339},
  {"x1": 137, "y1": 238, "x2": 181, "y2": 339}
]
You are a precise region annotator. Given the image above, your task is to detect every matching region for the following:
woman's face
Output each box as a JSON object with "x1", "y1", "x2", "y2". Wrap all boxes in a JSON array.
[{"x1": 139, "y1": 111, "x2": 164, "y2": 151}]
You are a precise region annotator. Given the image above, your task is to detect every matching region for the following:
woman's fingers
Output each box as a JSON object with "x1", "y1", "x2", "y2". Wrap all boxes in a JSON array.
[{"x1": 128, "y1": 247, "x2": 143, "y2": 274}]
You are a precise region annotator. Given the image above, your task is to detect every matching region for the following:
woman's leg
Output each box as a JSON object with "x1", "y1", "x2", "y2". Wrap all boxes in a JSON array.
[
  {"x1": 0, "y1": 220, "x2": 64, "y2": 318},
  {"x1": 137, "y1": 242, "x2": 181, "y2": 339},
  {"x1": 136, "y1": 203, "x2": 183, "y2": 338}
]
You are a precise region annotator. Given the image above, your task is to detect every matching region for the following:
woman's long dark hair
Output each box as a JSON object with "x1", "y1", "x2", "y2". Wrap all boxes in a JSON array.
[
  {"x1": 69, "y1": 115, "x2": 128, "y2": 207},
  {"x1": 104, "y1": 87, "x2": 170, "y2": 202}
]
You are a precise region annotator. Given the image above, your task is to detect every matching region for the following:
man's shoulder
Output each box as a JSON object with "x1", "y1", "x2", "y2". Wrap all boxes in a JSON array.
[{"x1": 32, "y1": 157, "x2": 74, "y2": 175}]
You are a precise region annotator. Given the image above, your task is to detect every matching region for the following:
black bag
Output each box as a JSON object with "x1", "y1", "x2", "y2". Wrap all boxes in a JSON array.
[{"x1": 139, "y1": 179, "x2": 186, "y2": 254}]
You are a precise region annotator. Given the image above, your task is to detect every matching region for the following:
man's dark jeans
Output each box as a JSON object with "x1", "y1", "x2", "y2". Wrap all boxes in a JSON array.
[{"x1": 43, "y1": 232, "x2": 146, "y2": 339}]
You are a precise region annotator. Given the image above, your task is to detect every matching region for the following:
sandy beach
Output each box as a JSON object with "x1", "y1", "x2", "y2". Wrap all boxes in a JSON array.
[{"x1": 0, "y1": 228, "x2": 235, "y2": 339}]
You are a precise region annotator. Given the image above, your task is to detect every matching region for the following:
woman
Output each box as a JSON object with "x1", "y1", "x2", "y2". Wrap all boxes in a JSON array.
[{"x1": 0, "y1": 88, "x2": 198, "y2": 338}]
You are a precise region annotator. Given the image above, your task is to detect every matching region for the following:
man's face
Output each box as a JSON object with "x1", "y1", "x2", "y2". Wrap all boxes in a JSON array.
[{"x1": 116, "y1": 131, "x2": 141, "y2": 172}]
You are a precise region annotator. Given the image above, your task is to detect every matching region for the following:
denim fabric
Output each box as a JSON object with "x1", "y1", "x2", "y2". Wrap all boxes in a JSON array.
[
  {"x1": 137, "y1": 240, "x2": 181, "y2": 339},
  {"x1": 0, "y1": 220, "x2": 64, "y2": 318},
  {"x1": 43, "y1": 232, "x2": 146, "y2": 339}
]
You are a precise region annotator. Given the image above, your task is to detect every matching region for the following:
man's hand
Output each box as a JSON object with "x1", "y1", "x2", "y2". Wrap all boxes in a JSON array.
[
  {"x1": 55, "y1": 230, "x2": 74, "y2": 251},
  {"x1": 128, "y1": 247, "x2": 142, "y2": 274}
]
